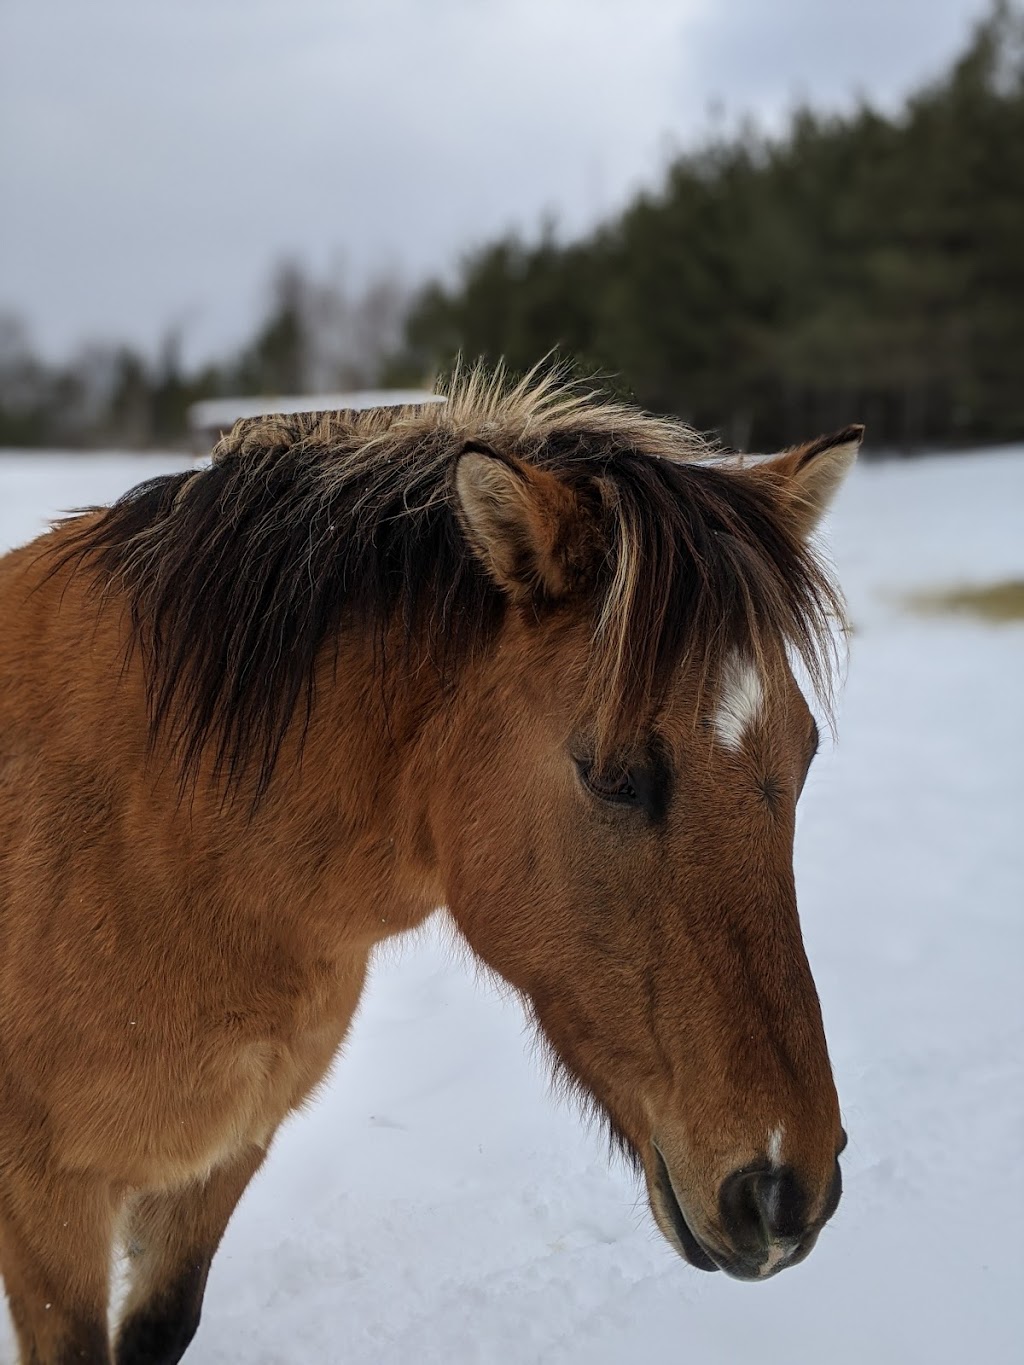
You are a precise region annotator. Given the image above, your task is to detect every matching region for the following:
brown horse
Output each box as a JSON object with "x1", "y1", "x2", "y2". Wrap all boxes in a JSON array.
[{"x1": 0, "y1": 369, "x2": 860, "y2": 1363}]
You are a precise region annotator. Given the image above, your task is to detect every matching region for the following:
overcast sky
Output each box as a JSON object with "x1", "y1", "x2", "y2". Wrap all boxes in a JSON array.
[{"x1": 1, "y1": 0, "x2": 994, "y2": 365}]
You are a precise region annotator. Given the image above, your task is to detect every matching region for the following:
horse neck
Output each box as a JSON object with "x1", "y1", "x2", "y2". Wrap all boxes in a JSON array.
[{"x1": 208, "y1": 627, "x2": 450, "y2": 952}]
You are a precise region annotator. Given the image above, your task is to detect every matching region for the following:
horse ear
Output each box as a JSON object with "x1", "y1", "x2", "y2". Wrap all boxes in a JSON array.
[
  {"x1": 454, "y1": 443, "x2": 584, "y2": 600},
  {"x1": 759, "y1": 424, "x2": 864, "y2": 538}
]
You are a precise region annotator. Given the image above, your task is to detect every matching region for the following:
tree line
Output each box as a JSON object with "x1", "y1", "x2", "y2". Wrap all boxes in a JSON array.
[
  {"x1": 390, "y1": 0, "x2": 1023, "y2": 452},
  {"x1": 0, "y1": 265, "x2": 408, "y2": 450},
  {"x1": 2, "y1": 1, "x2": 1021, "y2": 453}
]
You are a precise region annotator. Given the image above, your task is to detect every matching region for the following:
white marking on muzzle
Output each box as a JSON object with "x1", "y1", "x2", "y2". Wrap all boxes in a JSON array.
[
  {"x1": 757, "y1": 1239, "x2": 797, "y2": 1278},
  {"x1": 713, "y1": 654, "x2": 763, "y2": 751},
  {"x1": 767, "y1": 1125, "x2": 784, "y2": 1168}
]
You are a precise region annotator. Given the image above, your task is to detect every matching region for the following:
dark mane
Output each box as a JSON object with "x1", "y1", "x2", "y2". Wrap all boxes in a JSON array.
[{"x1": 55, "y1": 366, "x2": 844, "y2": 799}]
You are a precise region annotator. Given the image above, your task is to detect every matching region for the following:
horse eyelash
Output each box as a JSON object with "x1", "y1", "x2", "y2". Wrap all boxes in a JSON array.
[{"x1": 574, "y1": 759, "x2": 639, "y2": 805}]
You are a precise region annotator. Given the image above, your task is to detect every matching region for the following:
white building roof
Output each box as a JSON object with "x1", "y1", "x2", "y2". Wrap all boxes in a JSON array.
[{"x1": 188, "y1": 390, "x2": 445, "y2": 434}]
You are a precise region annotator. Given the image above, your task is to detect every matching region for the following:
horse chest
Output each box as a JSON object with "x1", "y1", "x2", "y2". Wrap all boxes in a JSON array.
[
  {"x1": 47, "y1": 948, "x2": 365, "y2": 1192},
  {"x1": 161, "y1": 958, "x2": 364, "y2": 1178}
]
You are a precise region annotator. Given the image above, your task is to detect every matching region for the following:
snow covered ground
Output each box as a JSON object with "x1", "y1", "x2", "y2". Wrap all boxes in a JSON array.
[{"x1": 1, "y1": 446, "x2": 1021, "y2": 1364}]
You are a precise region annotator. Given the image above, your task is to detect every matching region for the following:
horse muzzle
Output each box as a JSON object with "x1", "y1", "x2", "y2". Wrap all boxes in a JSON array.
[{"x1": 649, "y1": 1139, "x2": 843, "y2": 1281}]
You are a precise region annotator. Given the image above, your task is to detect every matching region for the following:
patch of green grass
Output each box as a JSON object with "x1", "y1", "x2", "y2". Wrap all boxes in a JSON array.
[{"x1": 906, "y1": 579, "x2": 1024, "y2": 624}]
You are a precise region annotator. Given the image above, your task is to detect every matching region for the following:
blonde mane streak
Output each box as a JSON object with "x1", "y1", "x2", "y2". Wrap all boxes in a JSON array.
[{"x1": 213, "y1": 362, "x2": 713, "y2": 477}]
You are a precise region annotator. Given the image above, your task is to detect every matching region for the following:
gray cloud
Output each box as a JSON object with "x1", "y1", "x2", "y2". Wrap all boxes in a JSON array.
[{"x1": 0, "y1": 0, "x2": 991, "y2": 363}]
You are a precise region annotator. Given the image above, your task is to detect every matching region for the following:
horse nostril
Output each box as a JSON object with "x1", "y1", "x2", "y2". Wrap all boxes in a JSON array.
[{"x1": 719, "y1": 1166, "x2": 807, "y2": 1251}]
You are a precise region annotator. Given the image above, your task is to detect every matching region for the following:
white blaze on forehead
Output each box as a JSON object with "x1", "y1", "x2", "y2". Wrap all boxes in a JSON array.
[{"x1": 713, "y1": 654, "x2": 764, "y2": 751}]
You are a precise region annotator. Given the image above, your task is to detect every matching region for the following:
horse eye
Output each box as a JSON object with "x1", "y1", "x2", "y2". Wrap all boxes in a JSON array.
[{"x1": 576, "y1": 760, "x2": 639, "y2": 805}]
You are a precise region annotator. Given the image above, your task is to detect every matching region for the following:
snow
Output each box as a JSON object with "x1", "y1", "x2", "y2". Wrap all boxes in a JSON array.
[{"x1": 1, "y1": 445, "x2": 1021, "y2": 1364}]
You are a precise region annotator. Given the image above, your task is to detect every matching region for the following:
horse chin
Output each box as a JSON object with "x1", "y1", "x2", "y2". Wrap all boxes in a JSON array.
[{"x1": 651, "y1": 1144, "x2": 720, "y2": 1273}]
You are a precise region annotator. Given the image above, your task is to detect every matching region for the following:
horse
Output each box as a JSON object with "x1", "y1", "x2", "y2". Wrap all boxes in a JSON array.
[{"x1": 0, "y1": 367, "x2": 860, "y2": 1363}]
